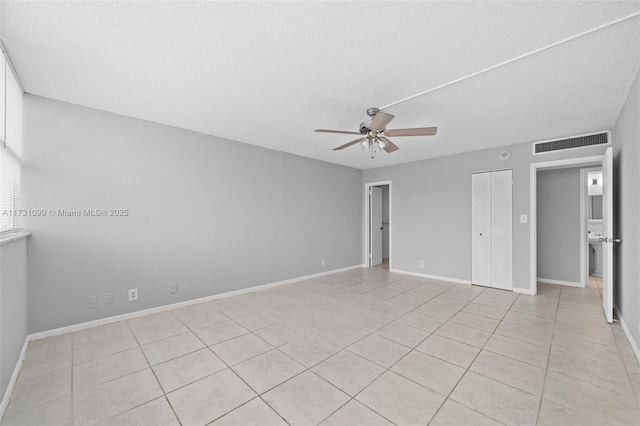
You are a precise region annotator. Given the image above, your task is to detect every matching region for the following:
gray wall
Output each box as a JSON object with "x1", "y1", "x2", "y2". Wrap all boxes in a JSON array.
[
  {"x1": 0, "y1": 238, "x2": 28, "y2": 402},
  {"x1": 363, "y1": 139, "x2": 608, "y2": 291},
  {"x1": 536, "y1": 168, "x2": 581, "y2": 284},
  {"x1": 22, "y1": 95, "x2": 363, "y2": 333},
  {"x1": 613, "y1": 71, "x2": 640, "y2": 352}
]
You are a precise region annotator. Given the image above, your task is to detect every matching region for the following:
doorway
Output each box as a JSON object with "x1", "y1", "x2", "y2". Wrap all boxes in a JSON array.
[
  {"x1": 530, "y1": 149, "x2": 615, "y2": 322},
  {"x1": 364, "y1": 181, "x2": 391, "y2": 269}
]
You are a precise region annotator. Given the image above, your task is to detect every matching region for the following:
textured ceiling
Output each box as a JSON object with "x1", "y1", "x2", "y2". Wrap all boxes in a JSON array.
[{"x1": 2, "y1": 1, "x2": 640, "y2": 169}]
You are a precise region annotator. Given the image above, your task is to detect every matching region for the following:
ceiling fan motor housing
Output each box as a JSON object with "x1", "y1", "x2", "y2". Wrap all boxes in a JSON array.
[{"x1": 359, "y1": 119, "x2": 372, "y2": 134}]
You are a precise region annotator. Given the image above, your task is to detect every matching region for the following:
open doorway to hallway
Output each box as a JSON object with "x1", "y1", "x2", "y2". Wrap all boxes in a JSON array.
[{"x1": 364, "y1": 181, "x2": 391, "y2": 270}]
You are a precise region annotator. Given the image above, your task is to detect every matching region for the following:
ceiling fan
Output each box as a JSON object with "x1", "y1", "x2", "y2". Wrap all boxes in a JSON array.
[{"x1": 316, "y1": 108, "x2": 437, "y2": 156}]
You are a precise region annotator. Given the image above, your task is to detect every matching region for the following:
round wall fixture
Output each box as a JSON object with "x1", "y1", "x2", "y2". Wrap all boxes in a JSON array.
[{"x1": 498, "y1": 150, "x2": 511, "y2": 161}]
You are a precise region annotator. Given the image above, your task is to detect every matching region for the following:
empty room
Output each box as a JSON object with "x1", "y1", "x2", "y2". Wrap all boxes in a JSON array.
[{"x1": 1, "y1": 1, "x2": 640, "y2": 425}]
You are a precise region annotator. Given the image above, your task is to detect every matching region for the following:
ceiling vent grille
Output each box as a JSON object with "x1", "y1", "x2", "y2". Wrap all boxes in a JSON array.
[{"x1": 533, "y1": 132, "x2": 609, "y2": 155}]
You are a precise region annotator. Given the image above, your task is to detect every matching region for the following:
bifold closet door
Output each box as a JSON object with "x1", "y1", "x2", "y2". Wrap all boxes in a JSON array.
[{"x1": 472, "y1": 170, "x2": 513, "y2": 290}]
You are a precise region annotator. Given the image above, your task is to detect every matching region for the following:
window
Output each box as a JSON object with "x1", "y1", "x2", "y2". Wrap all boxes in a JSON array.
[{"x1": 0, "y1": 45, "x2": 24, "y2": 233}]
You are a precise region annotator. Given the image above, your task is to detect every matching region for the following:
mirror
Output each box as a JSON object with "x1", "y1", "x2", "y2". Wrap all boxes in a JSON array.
[{"x1": 589, "y1": 195, "x2": 603, "y2": 220}]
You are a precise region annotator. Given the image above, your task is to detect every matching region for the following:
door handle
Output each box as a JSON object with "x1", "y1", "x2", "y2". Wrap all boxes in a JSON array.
[{"x1": 611, "y1": 238, "x2": 622, "y2": 243}]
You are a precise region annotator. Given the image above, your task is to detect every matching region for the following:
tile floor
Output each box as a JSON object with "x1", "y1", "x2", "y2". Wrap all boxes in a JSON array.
[{"x1": 2, "y1": 268, "x2": 639, "y2": 426}]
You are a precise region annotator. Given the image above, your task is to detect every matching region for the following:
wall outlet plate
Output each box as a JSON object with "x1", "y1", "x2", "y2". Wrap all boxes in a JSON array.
[
  {"x1": 128, "y1": 288, "x2": 138, "y2": 302},
  {"x1": 88, "y1": 296, "x2": 97, "y2": 308},
  {"x1": 419, "y1": 260, "x2": 425, "y2": 268},
  {"x1": 104, "y1": 293, "x2": 113, "y2": 304},
  {"x1": 520, "y1": 214, "x2": 528, "y2": 223},
  {"x1": 321, "y1": 259, "x2": 326, "y2": 267},
  {"x1": 170, "y1": 283, "x2": 177, "y2": 294}
]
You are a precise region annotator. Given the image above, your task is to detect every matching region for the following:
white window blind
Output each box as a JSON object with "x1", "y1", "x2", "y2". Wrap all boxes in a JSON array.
[{"x1": 0, "y1": 50, "x2": 23, "y2": 233}]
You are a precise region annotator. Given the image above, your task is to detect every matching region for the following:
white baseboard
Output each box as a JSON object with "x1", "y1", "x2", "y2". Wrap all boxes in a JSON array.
[
  {"x1": 618, "y1": 312, "x2": 640, "y2": 366},
  {"x1": 537, "y1": 278, "x2": 584, "y2": 288},
  {"x1": 0, "y1": 338, "x2": 28, "y2": 421},
  {"x1": 29, "y1": 264, "x2": 363, "y2": 341},
  {"x1": 513, "y1": 287, "x2": 536, "y2": 295},
  {"x1": 389, "y1": 269, "x2": 471, "y2": 285}
]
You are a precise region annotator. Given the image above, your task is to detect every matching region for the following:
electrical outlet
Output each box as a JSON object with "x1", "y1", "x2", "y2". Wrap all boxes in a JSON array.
[
  {"x1": 88, "y1": 296, "x2": 97, "y2": 309},
  {"x1": 170, "y1": 283, "x2": 177, "y2": 294},
  {"x1": 520, "y1": 214, "x2": 528, "y2": 223},
  {"x1": 128, "y1": 288, "x2": 138, "y2": 302},
  {"x1": 419, "y1": 260, "x2": 425, "y2": 268},
  {"x1": 104, "y1": 293, "x2": 113, "y2": 304},
  {"x1": 321, "y1": 259, "x2": 326, "y2": 267}
]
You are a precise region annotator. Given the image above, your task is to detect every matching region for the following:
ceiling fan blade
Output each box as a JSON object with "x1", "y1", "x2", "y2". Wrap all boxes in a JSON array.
[
  {"x1": 379, "y1": 136, "x2": 399, "y2": 153},
  {"x1": 369, "y1": 112, "x2": 395, "y2": 131},
  {"x1": 316, "y1": 129, "x2": 362, "y2": 135},
  {"x1": 333, "y1": 138, "x2": 366, "y2": 151},
  {"x1": 384, "y1": 127, "x2": 437, "y2": 137}
]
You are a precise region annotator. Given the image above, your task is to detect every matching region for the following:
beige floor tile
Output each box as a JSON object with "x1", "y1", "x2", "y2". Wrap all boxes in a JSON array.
[
  {"x1": 73, "y1": 331, "x2": 138, "y2": 365},
  {"x1": 232, "y1": 349, "x2": 305, "y2": 394},
  {"x1": 212, "y1": 397, "x2": 287, "y2": 426},
  {"x1": 321, "y1": 400, "x2": 392, "y2": 426},
  {"x1": 502, "y1": 310, "x2": 555, "y2": 330},
  {"x1": 470, "y1": 350, "x2": 545, "y2": 396},
  {"x1": 212, "y1": 333, "x2": 273, "y2": 366},
  {"x1": 178, "y1": 309, "x2": 230, "y2": 330},
  {"x1": 508, "y1": 302, "x2": 557, "y2": 319},
  {"x1": 441, "y1": 287, "x2": 484, "y2": 302},
  {"x1": 356, "y1": 371, "x2": 445, "y2": 426},
  {"x1": 19, "y1": 336, "x2": 71, "y2": 381},
  {"x1": 167, "y1": 368, "x2": 256, "y2": 425},
  {"x1": 153, "y1": 348, "x2": 226, "y2": 392},
  {"x1": 450, "y1": 371, "x2": 539, "y2": 426},
  {"x1": 548, "y1": 349, "x2": 634, "y2": 394},
  {"x1": 73, "y1": 369, "x2": 163, "y2": 425},
  {"x1": 253, "y1": 320, "x2": 309, "y2": 347},
  {"x1": 140, "y1": 331, "x2": 205, "y2": 365},
  {"x1": 312, "y1": 350, "x2": 385, "y2": 396},
  {"x1": 391, "y1": 350, "x2": 465, "y2": 396},
  {"x1": 416, "y1": 334, "x2": 480, "y2": 368},
  {"x1": 234, "y1": 311, "x2": 284, "y2": 331},
  {"x1": 74, "y1": 347, "x2": 148, "y2": 392},
  {"x1": 537, "y1": 399, "x2": 604, "y2": 426},
  {"x1": 449, "y1": 311, "x2": 500, "y2": 333},
  {"x1": 484, "y1": 334, "x2": 549, "y2": 368},
  {"x1": 551, "y1": 334, "x2": 625, "y2": 368},
  {"x1": 480, "y1": 288, "x2": 518, "y2": 302},
  {"x1": 311, "y1": 324, "x2": 370, "y2": 348},
  {"x1": 4, "y1": 368, "x2": 71, "y2": 418},
  {"x1": 471, "y1": 295, "x2": 513, "y2": 310},
  {"x1": 171, "y1": 302, "x2": 216, "y2": 319},
  {"x1": 348, "y1": 334, "x2": 410, "y2": 368},
  {"x1": 396, "y1": 311, "x2": 446, "y2": 332},
  {"x1": 374, "y1": 321, "x2": 431, "y2": 348},
  {"x1": 279, "y1": 333, "x2": 342, "y2": 368},
  {"x1": 414, "y1": 302, "x2": 459, "y2": 321},
  {"x1": 95, "y1": 397, "x2": 179, "y2": 426},
  {"x1": 435, "y1": 322, "x2": 491, "y2": 348},
  {"x1": 462, "y1": 303, "x2": 507, "y2": 320},
  {"x1": 543, "y1": 371, "x2": 640, "y2": 425},
  {"x1": 427, "y1": 296, "x2": 468, "y2": 311},
  {"x1": 73, "y1": 322, "x2": 130, "y2": 344},
  {"x1": 1, "y1": 396, "x2": 71, "y2": 426},
  {"x1": 262, "y1": 371, "x2": 349, "y2": 426},
  {"x1": 127, "y1": 311, "x2": 177, "y2": 330},
  {"x1": 429, "y1": 399, "x2": 501, "y2": 426},
  {"x1": 493, "y1": 321, "x2": 553, "y2": 348},
  {"x1": 194, "y1": 320, "x2": 250, "y2": 346},
  {"x1": 131, "y1": 319, "x2": 190, "y2": 345}
]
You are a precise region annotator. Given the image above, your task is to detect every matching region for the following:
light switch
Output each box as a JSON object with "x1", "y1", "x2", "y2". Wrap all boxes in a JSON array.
[{"x1": 520, "y1": 214, "x2": 528, "y2": 223}]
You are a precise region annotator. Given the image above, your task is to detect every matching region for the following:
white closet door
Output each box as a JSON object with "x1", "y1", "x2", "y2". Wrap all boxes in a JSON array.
[
  {"x1": 370, "y1": 186, "x2": 383, "y2": 267},
  {"x1": 472, "y1": 173, "x2": 492, "y2": 286},
  {"x1": 490, "y1": 170, "x2": 513, "y2": 290}
]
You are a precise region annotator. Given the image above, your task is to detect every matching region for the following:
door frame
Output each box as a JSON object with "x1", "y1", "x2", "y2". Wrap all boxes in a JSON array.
[
  {"x1": 529, "y1": 155, "x2": 603, "y2": 295},
  {"x1": 580, "y1": 167, "x2": 603, "y2": 287},
  {"x1": 364, "y1": 181, "x2": 392, "y2": 268}
]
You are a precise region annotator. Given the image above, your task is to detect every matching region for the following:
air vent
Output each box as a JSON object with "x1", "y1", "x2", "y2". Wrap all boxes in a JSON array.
[{"x1": 533, "y1": 132, "x2": 610, "y2": 155}]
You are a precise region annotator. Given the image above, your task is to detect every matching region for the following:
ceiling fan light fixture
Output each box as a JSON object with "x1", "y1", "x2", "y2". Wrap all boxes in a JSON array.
[
  {"x1": 361, "y1": 139, "x2": 371, "y2": 150},
  {"x1": 376, "y1": 138, "x2": 386, "y2": 149}
]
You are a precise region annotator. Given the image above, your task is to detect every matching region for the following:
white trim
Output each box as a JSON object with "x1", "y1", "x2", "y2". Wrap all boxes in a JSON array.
[
  {"x1": 532, "y1": 130, "x2": 611, "y2": 156},
  {"x1": 537, "y1": 278, "x2": 583, "y2": 287},
  {"x1": 513, "y1": 287, "x2": 536, "y2": 295},
  {"x1": 0, "y1": 338, "x2": 28, "y2": 420},
  {"x1": 618, "y1": 312, "x2": 640, "y2": 366},
  {"x1": 530, "y1": 154, "x2": 604, "y2": 296},
  {"x1": 0, "y1": 231, "x2": 30, "y2": 246},
  {"x1": 28, "y1": 264, "x2": 362, "y2": 341},
  {"x1": 364, "y1": 181, "x2": 392, "y2": 270},
  {"x1": 390, "y1": 268, "x2": 471, "y2": 285}
]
